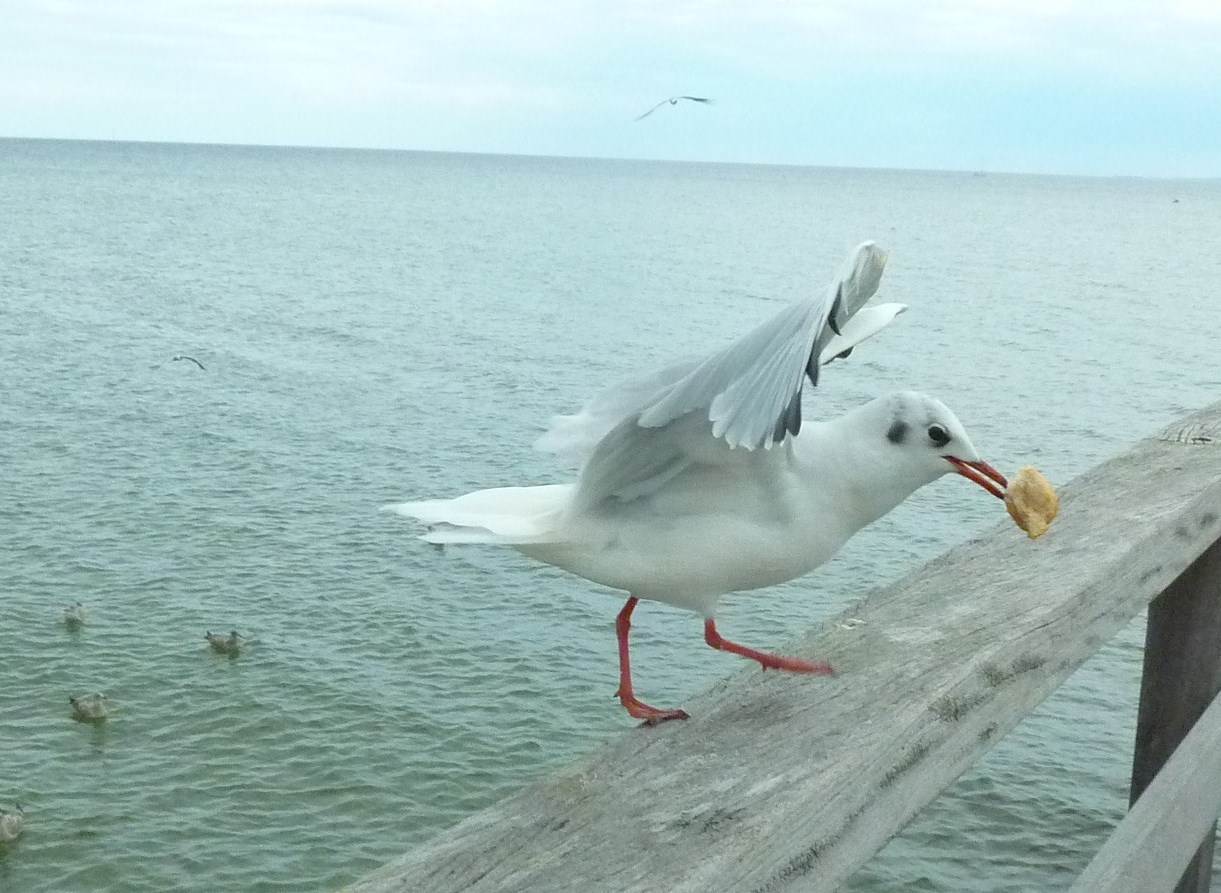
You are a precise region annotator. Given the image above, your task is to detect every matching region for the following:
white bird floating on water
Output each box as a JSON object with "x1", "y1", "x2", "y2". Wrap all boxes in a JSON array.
[
  {"x1": 0, "y1": 804, "x2": 24, "y2": 842},
  {"x1": 387, "y1": 242, "x2": 1007, "y2": 723},
  {"x1": 69, "y1": 693, "x2": 111, "y2": 721}
]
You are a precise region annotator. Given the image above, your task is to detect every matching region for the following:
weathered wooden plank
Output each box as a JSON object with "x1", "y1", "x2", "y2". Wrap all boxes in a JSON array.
[
  {"x1": 1130, "y1": 538, "x2": 1221, "y2": 893},
  {"x1": 348, "y1": 402, "x2": 1221, "y2": 893},
  {"x1": 1069, "y1": 691, "x2": 1221, "y2": 893}
]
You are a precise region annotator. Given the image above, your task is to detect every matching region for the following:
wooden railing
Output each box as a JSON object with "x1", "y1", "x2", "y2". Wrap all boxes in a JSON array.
[{"x1": 347, "y1": 401, "x2": 1221, "y2": 893}]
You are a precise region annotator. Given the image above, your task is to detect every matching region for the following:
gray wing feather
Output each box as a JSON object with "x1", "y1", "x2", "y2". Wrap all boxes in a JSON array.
[
  {"x1": 704, "y1": 299, "x2": 826, "y2": 446},
  {"x1": 535, "y1": 358, "x2": 700, "y2": 466},
  {"x1": 573, "y1": 413, "x2": 692, "y2": 512},
  {"x1": 571, "y1": 242, "x2": 890, "y2": 508},
  {"x1": 818, "y1": 303, "x2": 907, "y2": 365},
  {"x1": 826, "y1": 241, "x2": 889, "y2": 332},
  {"x1": 639, "y1": 242, "x2": 887, "y2": 450}
]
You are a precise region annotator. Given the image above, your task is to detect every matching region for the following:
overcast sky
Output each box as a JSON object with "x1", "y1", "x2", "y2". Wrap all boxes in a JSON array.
[{"x1": 3, "y1": 0, "x2": 1218, "y2": 177}]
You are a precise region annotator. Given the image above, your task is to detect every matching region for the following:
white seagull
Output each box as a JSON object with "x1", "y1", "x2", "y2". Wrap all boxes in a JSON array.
[
  {"x1": 635, "y1": 95, "x2": 713, "y2": 121},
  {"x1": 387, "y1": 242, "x2": 1007, "y2": 723}
]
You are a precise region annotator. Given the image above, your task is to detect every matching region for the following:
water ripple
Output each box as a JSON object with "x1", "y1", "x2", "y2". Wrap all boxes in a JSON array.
[{"x1": 3, "y1": 143, "x2": 1220, "y2": 891}]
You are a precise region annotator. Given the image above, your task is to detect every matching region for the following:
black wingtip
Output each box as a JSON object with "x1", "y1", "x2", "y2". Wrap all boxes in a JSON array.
[
  {"x1": 805, "y1": 351, "x2": 821, "y2": 387},
  {"x1": 827, "y1": 286, "x2": 844, "y2": 336},
  {"x1": 772, "y1": 391, "x2": 803, "y2": 443}
]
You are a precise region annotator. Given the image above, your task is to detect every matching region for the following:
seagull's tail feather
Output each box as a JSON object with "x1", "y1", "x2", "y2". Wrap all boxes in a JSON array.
[{"x1": 384, "y1": 484, "x2": 573, "y2": 545}]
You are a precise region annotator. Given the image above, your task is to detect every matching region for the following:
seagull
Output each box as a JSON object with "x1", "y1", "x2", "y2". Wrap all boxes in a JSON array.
[
  {"x1": 172, "y1": 355, "x2": 206, "y2": 370},
  {"x1": 0, "y1": 804, "x2": 24, "y2": 842},
  {"x1": 69, "y1": 693, "x2": 110, "y2": 721},
  {"x1": 205, "y1": 630, "x2": 243, "y2": 654},
  {"x1": 635, "y1": 95, "x2": 713, "y2": 121},
  {"x1": 386, "y1": 242, "x2": 1008, "y2": 724},
  {"x1": 62, "y1": 602, "x2": 87, "y2": 626}
]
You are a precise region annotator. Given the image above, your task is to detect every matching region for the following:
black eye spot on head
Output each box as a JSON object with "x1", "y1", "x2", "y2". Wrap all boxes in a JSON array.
[
  {"x1": 927, "y1": 423, "x2": 951, "y2": 447},
  {"x1": 887, "y1": 419, "x2": 908, "y2": 444}
]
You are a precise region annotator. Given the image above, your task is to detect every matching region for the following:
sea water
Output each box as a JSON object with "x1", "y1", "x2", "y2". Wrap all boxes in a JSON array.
[{"x1": 2, "y1": 139, "x2": 1220, "y2": 891}]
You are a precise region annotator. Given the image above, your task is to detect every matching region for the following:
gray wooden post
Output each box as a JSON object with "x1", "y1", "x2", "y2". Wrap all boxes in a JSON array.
[
  {"x1": 1131, "y1": 538, "x2": 1221, "y2": 893},
  {"x1": 1071, "y1": 692, "x2": 1221, "y2": 893}
]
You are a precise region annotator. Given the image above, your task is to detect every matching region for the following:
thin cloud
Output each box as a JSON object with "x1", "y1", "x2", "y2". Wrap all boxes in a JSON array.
[{"x1": 0, "y1": 0, "x2": 1217, "y2": 174}]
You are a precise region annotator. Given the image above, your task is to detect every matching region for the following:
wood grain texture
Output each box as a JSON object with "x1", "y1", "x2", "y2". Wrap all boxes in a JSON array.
[
  {"x1": 348, "y1": 402, "x2": 1221, "y2": 893},
  {"x1": 1071, "y1": 692, "x2": 1221, "y2": 893}
]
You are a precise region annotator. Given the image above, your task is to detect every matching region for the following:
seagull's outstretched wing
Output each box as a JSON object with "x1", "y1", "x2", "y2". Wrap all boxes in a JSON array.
[
  {"x1": 540, "y1": 243, "x2": 901, "y2": 471},
  {"x1": 634, "y1": 100, "x2": 670, "y2": 121},
  {"x1": 638, "y1": 241, "x2": 888, "y2": 449},
  {"x1": 570, "y1": 242, "x2": 897, "y2": 510},
  {"x1": 818, "y1": 303, "x2": 907, "y2": 364},
  {"x1": 172, "y1": 355, "x2": 206, "y2": 370},
  {"x1": 535, "y1": 359, "x2": 700, "y2": 465}
]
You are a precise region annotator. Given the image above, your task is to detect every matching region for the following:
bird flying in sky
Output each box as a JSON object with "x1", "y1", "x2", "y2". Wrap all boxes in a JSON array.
[{"x1": 634, "y1": 96, "x2": 714, "y2": 121}]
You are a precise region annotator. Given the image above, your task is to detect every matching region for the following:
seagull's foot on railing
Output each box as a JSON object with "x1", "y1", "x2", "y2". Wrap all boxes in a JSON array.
[
  {"x1": 704, "y1": 619, "x2": 834, "y2": 674},
  {"x1": 615, "y1": 595, "x2": 691, "y2": 724},
  {"x1": 615, "y1": 687, "x2": 690, "y2": 725}
]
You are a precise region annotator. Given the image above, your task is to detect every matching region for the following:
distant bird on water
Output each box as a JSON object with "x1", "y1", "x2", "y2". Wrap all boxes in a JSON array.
[
  {"x1": 62, "y1": 602, "x2": 87, "y2": 627},
  {"x1": 69, "y1": 693, "x2": 110, "y2": 721},
  {"x1": 205, "y1": 630, "x2": 243, "y2": 654},
  {"x1": 173, "y1": 355, "x2": 206, "y2": 370},
  {"x1": 0, "y1": 804, "x2": 24, "y2": 842},
  {"x1": 635, "y1": 95, "x2": 714, "y2": 121}
]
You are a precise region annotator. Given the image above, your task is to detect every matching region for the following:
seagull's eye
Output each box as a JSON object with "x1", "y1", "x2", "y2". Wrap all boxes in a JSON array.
[{"x1": 927, "y1": 424, "x2": 950, "y2": 447}]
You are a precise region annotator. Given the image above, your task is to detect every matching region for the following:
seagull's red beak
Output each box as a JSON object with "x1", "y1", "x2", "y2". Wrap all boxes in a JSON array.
[{"x1": 946, "y1": 457, "x2": 1008, "y2": 499}]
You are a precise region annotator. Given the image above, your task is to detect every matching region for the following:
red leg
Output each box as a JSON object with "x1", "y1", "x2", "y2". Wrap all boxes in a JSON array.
[
  {"x1": 704, "y1": 619, "x2": 833, "y2": 674},
  {"x1": 614, "y1": 597, "x2": 689, "y2": 724}
]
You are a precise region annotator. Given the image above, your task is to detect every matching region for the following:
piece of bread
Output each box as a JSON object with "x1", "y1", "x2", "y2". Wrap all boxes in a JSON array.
[{"x1": 1004, "y1": 466, "x2": 1059, "y2": 539}]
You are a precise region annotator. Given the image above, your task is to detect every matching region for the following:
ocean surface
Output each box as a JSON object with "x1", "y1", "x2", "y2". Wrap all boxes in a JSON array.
[{"x1": 2, "y1": 138, "x2": 1220, "y2": 892}]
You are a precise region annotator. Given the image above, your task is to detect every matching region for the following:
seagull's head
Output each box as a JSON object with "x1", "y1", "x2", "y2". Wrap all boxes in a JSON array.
[{"x1": 874, "y1": 392, "x2": 1007, "y2": 498}]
